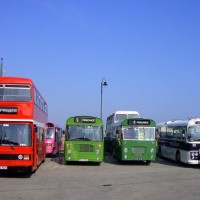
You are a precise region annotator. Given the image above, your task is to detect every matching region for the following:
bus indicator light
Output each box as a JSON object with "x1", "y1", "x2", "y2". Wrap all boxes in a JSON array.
[{"x1": 23, "y1": 155, "x2": 30, "y2": 160}]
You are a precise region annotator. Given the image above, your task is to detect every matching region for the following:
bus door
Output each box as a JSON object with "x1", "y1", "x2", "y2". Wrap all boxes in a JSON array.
[
  {"x1": 112, "y1": 129, "x2": 121, "y2": 158},
  {"x1": 32, "y1": 125, "x2": 38, "y2": 170},
  {"x1": 55, "y1": 128, "x2": 58, "y2": 154},
  {"x1": 38, "y1": 128, "x2": 46, "y2": 163},
  {"x1": 55, "y1": 128, "x2": 61, "y2": 154},
  {"x1": 34, "y1": 126, "x2": 45, "y2": 168}
]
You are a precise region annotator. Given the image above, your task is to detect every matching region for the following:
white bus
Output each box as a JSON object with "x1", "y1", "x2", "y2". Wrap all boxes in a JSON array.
[
  {"x1": 156, "y1": 118, "x2": 200, "y2": 165},
  {"x1": 106, "y1": 111, "x2": 140, "y2": 132}
]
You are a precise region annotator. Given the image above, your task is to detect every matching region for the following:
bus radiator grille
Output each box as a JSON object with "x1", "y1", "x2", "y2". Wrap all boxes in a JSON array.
[
  {"x1": 74, "y1": 144, "x2": 94, "y2": 152},
  {"x1": 131, "y1": 147, "x2": 146, "y2": 154}
]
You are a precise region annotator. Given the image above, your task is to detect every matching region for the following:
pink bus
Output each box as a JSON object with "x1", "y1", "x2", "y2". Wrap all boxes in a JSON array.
[{"x1": 45, "y1": 122, "x2": 62, "y2": 156}]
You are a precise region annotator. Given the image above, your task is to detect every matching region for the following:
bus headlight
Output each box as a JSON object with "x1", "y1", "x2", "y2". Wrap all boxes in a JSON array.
[
  {"x1": 18, "y1": 155, "x2": 23, "y2": 160},
  {"x1": 150, "y1": 148, "x2": 154, "y2": 154},
  {"x1": 68, "y1": 150, "x2": 71, "y2": 154},
  {"x1": 190, "y1": 152, "x2": 199, "y2": 160},
  {"x1": 124, "y1": 148, "x2": 128, "y2": 153},
  {"x1": 96, "y1": 149, "x2": 100, "y2": 154},
  {"x1": 18, "y1": 154, "x2": 30, "y2": 160}
]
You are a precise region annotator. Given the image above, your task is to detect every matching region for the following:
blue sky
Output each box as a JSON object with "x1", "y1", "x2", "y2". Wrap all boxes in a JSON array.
[{"x1": 1, "y1": 0, "x2": 200, "y2": 128}]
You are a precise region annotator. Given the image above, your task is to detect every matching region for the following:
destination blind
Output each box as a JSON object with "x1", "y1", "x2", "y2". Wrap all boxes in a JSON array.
[
  {"x1": 0, "y1": 107, "x2": 18, "y2": 114},
  {"x1": 74, "y1": 117, "x2": 96, "y2": 123},
  {"x1": 128, "y1": 119, "x2": 150, "y2": 125}
]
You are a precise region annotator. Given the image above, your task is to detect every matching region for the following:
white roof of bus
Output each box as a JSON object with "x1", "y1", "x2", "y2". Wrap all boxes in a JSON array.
[
  {"x1": 157, "y1": 118, "x2": 200, "y2": 127},
  {"x1": 114, "y1": 111, "x2": 139, "y2": 115}
]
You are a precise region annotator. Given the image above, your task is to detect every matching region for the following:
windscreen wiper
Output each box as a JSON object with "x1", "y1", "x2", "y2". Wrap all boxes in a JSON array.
[
  {"x1": 70, "y1": 137, "x2": 91, "y2": 141},
  {"x1": 1, "y1": 139, "x2": 19, "y2": 145}
]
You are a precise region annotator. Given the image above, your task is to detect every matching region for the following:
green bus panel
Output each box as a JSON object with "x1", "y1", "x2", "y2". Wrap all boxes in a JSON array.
[
  {"x1": 64, "y1": 141, "x2": 104, "y2": 163},
  {"x1": 113, "y1": 139, "x2": 156, "y2": 162}
]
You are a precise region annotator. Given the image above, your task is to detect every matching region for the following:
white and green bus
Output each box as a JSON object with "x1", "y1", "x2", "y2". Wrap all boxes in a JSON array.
[
  {"x1": 105, "y1": 114, "x2": 156, "y2": 164},
  {"x1": 64, "y1": 116, "x2": 104, "y2": 164},
  {"x1": 105, "y1": 111, "x2": 140, "y2": 153},
  {"x1": 156, "y1": 118, "x2": 200, "y2": 165}
]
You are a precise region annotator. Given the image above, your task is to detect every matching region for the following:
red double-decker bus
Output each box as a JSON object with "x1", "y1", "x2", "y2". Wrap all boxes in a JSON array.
[{"x1": 0, "y1": 77, "x2": 48, "y2": 173}]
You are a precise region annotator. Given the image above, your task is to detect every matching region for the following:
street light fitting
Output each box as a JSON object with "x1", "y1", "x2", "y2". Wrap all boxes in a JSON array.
[
  {"x1": 100, "y1": 77, "x2": 108, "y2": 119},
  {"x1": 102, "y1": 81, "x2": 108, "y2": 87}
]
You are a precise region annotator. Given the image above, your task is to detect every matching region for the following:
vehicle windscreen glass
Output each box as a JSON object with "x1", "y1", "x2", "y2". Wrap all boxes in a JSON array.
[
  {"x1": 67, "y1": 126, "x2": 103, "y2": 141},
  {"x1": 0, "y1": 124, "x2": 31, "y2": 146}
]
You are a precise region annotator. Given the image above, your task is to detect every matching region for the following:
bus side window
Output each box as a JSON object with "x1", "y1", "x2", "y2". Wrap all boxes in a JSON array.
[
  {"x1": 156, "y1": 128, "x2": 159, "y2": 140},
  {"x1": 173, "y1": 127, "x2": 181, "y2": 139},
  {"x1": 106, "y1": 132, "x2": 111, "y2": 138},
  {"x1": 65, "y1": 127, "x2": 69, "y2": 140},
  {"x1": 159, "y1": 126, "x2": 167, "y2": 138},
  {"x1": 182, "y1": 128, "x2": 186, "y2": 140},
  {"x1": 166, "y1": 127, "x2": 173, "y2": 139},
  {"x1": 37, "y1": 128, "x2": 40, "y2": 142},
  {"x1": 42, "y1": 129, "x2": 45, "y2": 141}
]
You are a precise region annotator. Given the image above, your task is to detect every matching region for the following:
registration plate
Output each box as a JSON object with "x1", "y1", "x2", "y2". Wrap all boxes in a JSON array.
[
  {"x1": 0, "y1": 166, "x2": 8, "y2": 170},
  {"x1": 79, "y1": 159, "x2": 88, "y2": 162}
]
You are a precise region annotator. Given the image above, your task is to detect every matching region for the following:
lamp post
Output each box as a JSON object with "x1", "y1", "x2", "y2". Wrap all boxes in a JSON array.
[{"x1": 100, "y1": 77, "x2": 108, "y2": 119}]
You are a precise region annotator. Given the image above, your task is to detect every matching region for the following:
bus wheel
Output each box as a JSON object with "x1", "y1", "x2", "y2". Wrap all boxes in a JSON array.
[
  {"x1": 112, "y1": 149, "x2": 116, "y2": 158},
  {"x1": 176, "y1": 151, "x2": 181, "y2": 164},
  {"x1": 42, "y1": 156, "x2": 45, "y2": 163},
  {"x1": 28, "y1": 166, "x2": 35, "y2": 174},
  {"x1": 145, "y1": 161, "x2": 151, "y2": 165},
  {"x1": 157, "y1": 147, "x2": 162, "y2": 158},
  {"x1": 36, "y1": 155, "x2": 39, "y2": 167}
]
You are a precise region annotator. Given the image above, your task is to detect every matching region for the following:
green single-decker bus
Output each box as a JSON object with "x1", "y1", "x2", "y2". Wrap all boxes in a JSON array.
[
  {"x1": 106, "y1": 118, "x2": 156, "y2": 164},
  {"x1": 64, "y1": 116, "x2": 104, "y2": 164}
]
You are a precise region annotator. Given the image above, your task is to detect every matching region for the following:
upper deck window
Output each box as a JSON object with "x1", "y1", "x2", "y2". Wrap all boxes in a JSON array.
[
  {"x1": 115, "y1": 114, "x2": 127, "y2": 121},
  {"x1": 0, "y1": 84, "x2": 31, "y2": 102},
  {"x1": 127, "y1": 113, "x2": 140, "y2": 119}
]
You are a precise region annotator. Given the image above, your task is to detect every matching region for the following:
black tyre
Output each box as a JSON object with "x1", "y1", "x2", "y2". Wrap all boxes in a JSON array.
[
  {"x1": 157, "y1": 147, "x2": 162, "y2": 158},
  {"x1": 176, "y1": 151, "x2": 181, "y2": 164}
]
